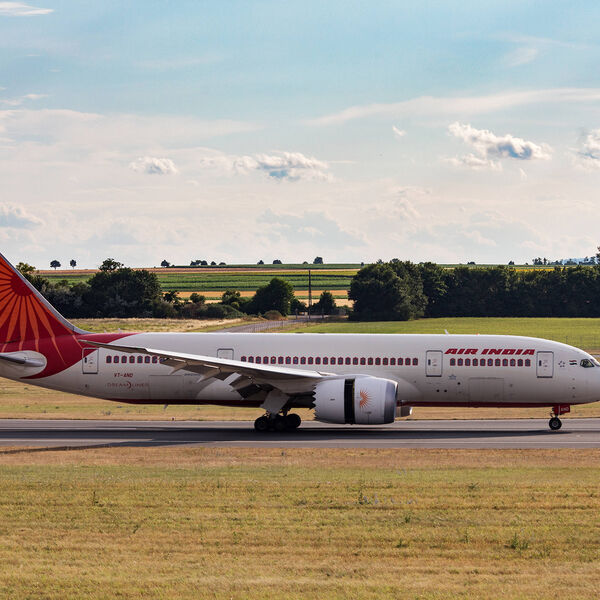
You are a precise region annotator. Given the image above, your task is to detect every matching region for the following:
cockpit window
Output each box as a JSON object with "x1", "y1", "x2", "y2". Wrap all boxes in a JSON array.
[{"x1": 580, "y1": 359, "x2": 595, "y2": 368}]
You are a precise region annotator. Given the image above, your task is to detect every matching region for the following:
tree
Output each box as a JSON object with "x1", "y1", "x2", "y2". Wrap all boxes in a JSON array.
[
  {"x1": 273, "y1": 259, "x2": 282, "y2": 265},
  {"x1": 210, "y1": 261, "x2": 217, "y2": 266},
  {"x1": 313, "y1": 256, "x2": 324, "y2": 264},
  {"x1": 50, "y1": 260, "x2": 61, "y2": 270},
  {"x1": 290, "y1": 297, "x2": 307, "y2": 313},
  {"x1": 314, "y1": 291, "x2": 336, "y2": 314},
  {"x1": 84, "y1": 265, "x2": 163, "y2": 317},
  {"x1": 257, "y1": 260, "x2": 264, "y2": 265},
  {"x1": 99, "y1": 258, "x2": 123, "y2": 272},
  {"x1": 70, "y1": 259, "x2": 77, "y2": 269},
  {"x1": 160, "y1": 259, "x2": 170, "y2": 268},
  {"x1": 248, "y1": 277, "x2": 294, "y2": 315},
  {"x1": 349, "y1": 262, "x2": 426, "y2": 321},
  {"x1": 16, "y1": 262, "x2": 36, "y2": 277}
]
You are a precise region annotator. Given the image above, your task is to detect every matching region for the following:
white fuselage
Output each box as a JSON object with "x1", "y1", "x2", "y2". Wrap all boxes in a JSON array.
[{"x1": 5, "y1": 333, "x2": 600, "y2": 410}]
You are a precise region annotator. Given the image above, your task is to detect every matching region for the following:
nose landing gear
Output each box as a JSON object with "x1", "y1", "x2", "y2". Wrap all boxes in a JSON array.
[
  {"x1": 549, "y1": 416, "x2": 562, "y2": 431},
  {"x1": 549, "y1": 404, "x2": 570, "y2": 431}
]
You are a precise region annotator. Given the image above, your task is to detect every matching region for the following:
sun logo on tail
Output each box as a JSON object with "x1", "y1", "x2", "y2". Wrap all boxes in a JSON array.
[{"x1": 359, "y1": 389, "x2": 370, "y2": 409}]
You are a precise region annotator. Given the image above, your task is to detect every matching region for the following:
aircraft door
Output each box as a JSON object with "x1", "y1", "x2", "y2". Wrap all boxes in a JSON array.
[
  {"x1": 217, "y1": 348, "x2": 234, "y2": 360},
  {"x1": 82, "y1": 349, "x2": 99, "y2": 374},
  {"x1": 536, "y1": 351, "x2": 554, "y2": 378},
  {"x1": 426, "y1": 350, "x2": 443, "y2": 377}
]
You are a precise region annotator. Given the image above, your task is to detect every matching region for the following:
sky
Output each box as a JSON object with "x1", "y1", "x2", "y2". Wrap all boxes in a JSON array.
[{"x1": 2, "y1": 1, "x2": 600, "y2": 268}]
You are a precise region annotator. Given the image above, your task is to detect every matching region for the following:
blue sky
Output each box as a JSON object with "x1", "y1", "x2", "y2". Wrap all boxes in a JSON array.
[{"x1": 2, "y1": 1, "x2": 600, "y2": 267}]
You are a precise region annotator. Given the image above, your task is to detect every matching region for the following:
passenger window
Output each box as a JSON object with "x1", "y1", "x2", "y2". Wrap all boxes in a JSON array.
[
  {"x1": 300, "y1": 357, "x2": 306, "y2": 365},
  {"x1": 345, "y1": 357, "x2": 351, "y2": 365},
  {"x1": 137, "y1": 356, "x2": 143, "y2": 364},
  {"x1": 465, "y1": 359, "x2": 470, "y2": 366},
  {"x1": 382, "y1": 358, "x2": 388, "y2": 366},
  {"x1": 517, "y1": 359, "x2": 523, "y2": 367},
  {"x1": 114, "y1": 356, "x2": 120, "y2": 364},
  {"x1": 338, "y1": 357, "x2": 343, "y2": 365},
  {"x1": 248, "y1": 356, "x2": 254, "y2": 363},
  {"x1": 495, "y1": 359, "x2": 501, "y2": 366},
  {"x1": 367, "y1": 358, "x2": 373, "y2": 365},
  {"x1": 106, "y1": 356, "x2": 112, "y2": 364},
  {"x1": 255, "y1": 356, "x2": 262, "y2": 364},
  {"x1": 285, "y1": 356, "x2": 291, "y2": 364},
  {"x1": 353, "y1": 357, "x2": 358, "y2": 365},
  {"x1": 487, "y1": 359, "x2": 493, "y2": 366},
  {"x1": 152, "y1": 356, "x2": 158, "y2": 364},
  {"x1": 271, "y1": 356, "x2": 276, "y2": 364},
  {"x1": 360, "y1": 357, "x2": 366, "y2": 365},
  {"x1": 413, "y1": 358, "x2": 418, "y2": 366},
  {"x1": 264, "y1": 356, "x2": 269, "y2": 364},
  {"x1": 315, "y1": 357, "x2": 321, "y2": 365},
  {"x1": 293, "y1": 357, "x2": 298, "y2": 364},
  {"x1": 525, "y1": 359, "x2": 531, "y2": 367},
  {"x1": 278, "y1": 356, "x2": 284, "y2": 364},
  {"x1": 390, "y1": 358, "x2": 396, "y2": 366},
  {"x1": 144, "y1": 356, "x2": 150, "y2": 364},
  {"x1": 398, "y1": 358, "x2": 404, "y2": 366},
  {"x1": 502, "y1": 359, "x2": 508, "y2": 366},
  {"x1": 406, "y1": 358, "x2": 411, "y2": 366},
  {"x1": 457, "y1": 358, "x2": 463, "y2": 366},
  {"x1": 241, "y1": 356, "x2": 247, "y2": 362},
  {"x1": 472, "y1": 359, "x2": 478, "y2": 366},
  {"x1": 450, "y1": 358, "x2": 456, "y2": 366},
  {"x1": 332, "y1": 357, "x2": 337, "y2": 364},
  {"x1": 510, "y1": 359, "x2": 516, "y2": 367},
  {"x1": 480, "y1": 360, "x2": 485, "y2": 367},
  {"x1": 308, "y1": 357, "x2": 313, "y2": 365},
  {"x1": 323, "y1": 357, "x2": 329, "y2": 365},
  {"x1": 375, "y1": 357, "x2": 381, "y2": 366}
]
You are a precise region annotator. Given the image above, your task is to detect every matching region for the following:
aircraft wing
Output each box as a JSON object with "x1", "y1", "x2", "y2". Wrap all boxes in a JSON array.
[{"x1": 85, "y1": 341, "x2": 331, "y2": 395}]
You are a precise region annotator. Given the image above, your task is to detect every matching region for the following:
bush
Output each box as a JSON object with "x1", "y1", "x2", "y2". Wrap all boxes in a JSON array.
[{"x1": 264, "y1": 310, "x2": 283, "y2": 320}]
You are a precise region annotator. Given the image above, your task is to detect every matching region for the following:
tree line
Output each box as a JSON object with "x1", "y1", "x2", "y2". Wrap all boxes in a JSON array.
[
  {"x1": 18, "y1": 260, "x2": 337, "y2": 320},
  {"x1": 350, "y1": 261, "x2": 600, "y2": 320}
]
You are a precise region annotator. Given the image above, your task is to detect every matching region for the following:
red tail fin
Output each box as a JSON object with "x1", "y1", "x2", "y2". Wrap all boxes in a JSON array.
[{"x1": 0, "y1": 253, "x2": 84, "y2": 349}]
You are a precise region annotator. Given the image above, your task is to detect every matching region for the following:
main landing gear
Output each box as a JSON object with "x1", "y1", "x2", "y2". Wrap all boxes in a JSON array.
[
  {"x1": 254, "y1": 413, "x2": 302, "y2": 432},
  {"x1": 549, "y1": 404, "x2": 570, "y2": 431}
]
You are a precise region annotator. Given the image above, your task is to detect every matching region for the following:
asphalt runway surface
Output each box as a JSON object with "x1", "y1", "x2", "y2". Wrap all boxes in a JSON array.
[{"x1": 0, "y1": 418, "x2": 599, "y2": 449}]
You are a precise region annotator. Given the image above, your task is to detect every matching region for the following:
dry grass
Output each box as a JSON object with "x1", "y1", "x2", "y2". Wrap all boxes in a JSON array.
[{"x1": 0, "y1": 447, "x2": 598, "y2": 599}]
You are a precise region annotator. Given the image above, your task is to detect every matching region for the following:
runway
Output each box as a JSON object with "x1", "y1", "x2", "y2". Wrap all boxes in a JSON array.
[{"x1": 0, "y1": 418, "x2": 599, "y2": 449}]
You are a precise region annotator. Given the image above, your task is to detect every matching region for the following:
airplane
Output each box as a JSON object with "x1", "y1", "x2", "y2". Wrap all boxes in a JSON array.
[{"x1": 0, "y1": 251, "x2": 597, "y2": 432}]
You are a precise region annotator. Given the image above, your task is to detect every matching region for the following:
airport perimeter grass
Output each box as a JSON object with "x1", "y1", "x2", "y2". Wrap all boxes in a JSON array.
[
  {"x1": 0, "y1": 447, "x2": 598, "y2": 599},
  {"x1": 287, "y1": 316, "x2": 600, "y2": 351}
]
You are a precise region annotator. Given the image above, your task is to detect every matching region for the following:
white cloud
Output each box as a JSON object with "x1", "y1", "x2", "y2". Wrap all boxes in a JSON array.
[
  {"x1": 129, "y1": 156, "x2": 179, "y2": 175},
  {"x1": 392, "y1": 125, "x2": 406, "y2": 139},
  {"x1": 574, "y1": 129, "x2": 600, "y2": 169},
  {"x1": 309, "y1": 88, "x2": 600, "y2": 126},
  {"x1": 504, "y1": 46, "x2": 539, "y2": 67},
  {"x1": 447, "y1": 122, "x2": 551, "y2": 170},
  {"x1": 0, "y1": 2, "x2": 52, "y2": 16},
  {"x1": 0, "y1": 93, "x2": 47, "y2": 107},
  {"x1": 197, "y1": 150, "x2": 333, "y2": 182},
  {"x1": 0, "y1": 204, "x2": 42, "y2": 228}
]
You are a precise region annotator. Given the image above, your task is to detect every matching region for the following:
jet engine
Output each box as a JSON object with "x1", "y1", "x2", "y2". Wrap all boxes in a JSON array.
[{"x1": 313, "y1": 376, "x2": 397, "y2": 424}]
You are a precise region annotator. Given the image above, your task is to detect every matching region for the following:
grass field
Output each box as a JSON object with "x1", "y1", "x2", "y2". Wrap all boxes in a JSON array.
[
  {"x1": 0, "y1": 447, "x2": 598, "y2": 599},
  {"x1": 286, "y1": 316, "x2": 600, "y2": 351}
]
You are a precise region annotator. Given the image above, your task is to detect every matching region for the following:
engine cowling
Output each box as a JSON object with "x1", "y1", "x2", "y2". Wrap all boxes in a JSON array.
[{"x1": 313, "y1": 376, "x2": 397, "y2": 424}]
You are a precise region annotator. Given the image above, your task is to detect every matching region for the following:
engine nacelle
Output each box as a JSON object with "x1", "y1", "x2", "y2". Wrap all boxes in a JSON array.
[{"x1": 313, "y1": 376, "x2": 397, "y2": 424}]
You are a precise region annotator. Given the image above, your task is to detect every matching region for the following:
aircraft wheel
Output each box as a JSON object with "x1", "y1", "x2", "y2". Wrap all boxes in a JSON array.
[
  {"x1": 273, "y1": 416, "x2": 287, "y2": 432},
  {"x1": 254, "y1": 416, "x2": 269, "y2": 432},
  {"x1": 549, "y1": 417, "x2": 562, "y2": 431},
  {"x1": 285, "y1": 414, "x2": 301, "y2": 429}
]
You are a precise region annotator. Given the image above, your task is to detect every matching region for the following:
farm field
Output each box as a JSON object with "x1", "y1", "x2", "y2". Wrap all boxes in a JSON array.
[
  {"x1": 0, "y1": 447, "x2": 598, "y2": 599},
  {"x1": 1, "y1": 317, "x2": 600, "y2": 420}
]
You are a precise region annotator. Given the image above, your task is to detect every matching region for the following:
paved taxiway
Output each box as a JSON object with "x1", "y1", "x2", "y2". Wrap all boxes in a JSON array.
[{"x1": 0, "y1": 418, "x2": 599, "y2": 449}]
